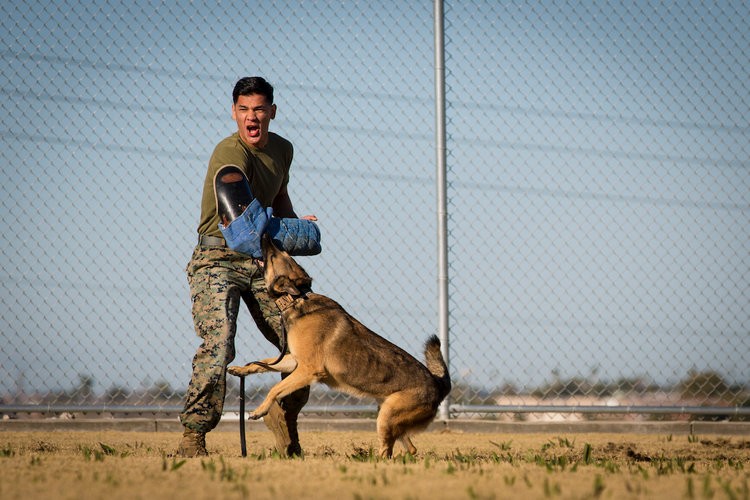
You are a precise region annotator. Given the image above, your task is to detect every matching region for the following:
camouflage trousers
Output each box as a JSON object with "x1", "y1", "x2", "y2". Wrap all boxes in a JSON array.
[{"x1": 180, "y1": 245, "x2": 309, "y2": 451}]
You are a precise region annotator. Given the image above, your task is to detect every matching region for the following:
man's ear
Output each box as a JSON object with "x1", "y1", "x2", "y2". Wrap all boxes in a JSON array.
[{"x1": 270, "y1": 103, "x2": 277, "y2": 120}]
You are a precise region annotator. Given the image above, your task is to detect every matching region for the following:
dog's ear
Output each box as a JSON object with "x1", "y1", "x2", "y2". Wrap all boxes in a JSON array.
[
  {"x1": 295, "y1": 275, "x2": 313, "y2": 290},
  {"x1": 271, "y1": 276, "x2": 300, "y2": 296}
]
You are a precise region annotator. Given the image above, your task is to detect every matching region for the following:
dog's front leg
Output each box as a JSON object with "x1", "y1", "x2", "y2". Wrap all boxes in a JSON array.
[
  {"x1": 249, "y1": 369, "x2": 315, "y2": 420},
  {"x1": 228, "y1": 354, "x2": 298, "y2": 376}
]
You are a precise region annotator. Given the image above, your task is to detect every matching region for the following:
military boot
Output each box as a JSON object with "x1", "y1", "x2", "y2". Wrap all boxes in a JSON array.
[{"x1": 177, "y1": 428, "x2": 207, "y2": 457}]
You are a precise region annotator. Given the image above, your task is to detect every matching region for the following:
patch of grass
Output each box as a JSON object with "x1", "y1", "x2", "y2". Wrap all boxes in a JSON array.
[
  {"x1": 702, "y1": 474, "x2": 715, "y2": 498},
  {"x1": 541, "y1": 437, "x2": 575, "y2": 452},
  {"x1": 490, "y1": 439, "x2": 513, "y2": 451},
  {"x1": 99, "y1": 442, "x2": 117, "y2": 456},
  {"x1": 523, "y1": 473, "x2": 533, "y2": 488},
  {"x1": 543, "y1": 477, "x2": 561, "y2": 497},
  {"x1": 348, "y1": 445, "x2": 378, "y2": 462},
  {"x1": 218, "y1": 456, "x2": 241, "y2": 482},
  {"x1": 161, "y1": 452, "x2": 187, "y2": 471},
  {"x1": 32, "y1": 441, "x2": 57, "y2": 453},
  {"x1": 450, "y1": 448, "x2": 479, "y2": 466},
  {"x1": 593, "y1": 474, "x2": 606, "y2": 497},
  {"x1": 199, "y1": 456, "x2": 245, "y2": 482},
  {"x1": 79, "y1": 445, "x2": 105, "y2": 462},
  {"x1": 201, "y1": 458, "x2": 216, "y2": 477},
  {"x1": 728, "y1": 457, "x2": 744, "y2": 470}
]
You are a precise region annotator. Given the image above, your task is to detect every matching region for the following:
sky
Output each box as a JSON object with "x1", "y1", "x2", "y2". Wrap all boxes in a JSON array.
[{"x1": 1, "y1": 1, "x2": 748, "y2": 402}]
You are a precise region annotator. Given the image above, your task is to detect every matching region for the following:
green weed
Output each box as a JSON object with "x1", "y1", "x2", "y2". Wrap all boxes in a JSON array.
[
  {"x1": 490, "y1": 439, "x2": 513, "y2": 451},
  {"x1": 583, "y1": 443, "x2": 593, "y2": 464},
  {"x1": 450, "y1": 449, "x2": 478, "y2": 466},
  {"x1": 593, "y1": 474, "x2": 605, "y2": 498},
  {"x1": 543, "y1": 477, "x2": 561, "y2": 497},
  {"x1": 199, "y1": 456, "x2": 243, "y2": 482},
  {"x1": 703, "y1": 475, "x2": 715, "y2": 498},
  {"x1": 349, "y1": 445, "x2": 378, "y2": 462},
  {"x1": 161, "y1": 452, "x2": 187, "y2": 472},
  {"x1": 686, "y1": 476, "x2": 695, "y2": 498},
  {"x1": 79, "y1": 445, "x2": 105, "y2": 462},
  {"x1": 201, "y1": 458, "x2": 216, "y2": 477},
  {"x1": 99, "y1": 442, "x2": 117, "y2": 455}
]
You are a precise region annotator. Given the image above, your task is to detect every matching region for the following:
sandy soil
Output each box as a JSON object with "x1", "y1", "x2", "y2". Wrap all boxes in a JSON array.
[{"x1": 0, "y1": 428, "x2": 748, "y2": 499}]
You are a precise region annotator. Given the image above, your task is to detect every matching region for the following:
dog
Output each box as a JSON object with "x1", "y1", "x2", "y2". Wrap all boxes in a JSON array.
[{"x1": 228, "y1": 234, "x2": 451, "y2": 458}]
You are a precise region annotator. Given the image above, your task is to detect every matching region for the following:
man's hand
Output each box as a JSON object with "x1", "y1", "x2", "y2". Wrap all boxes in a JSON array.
[{"x1": 301, "y1": 215, "x2": 318, "y2": 221}]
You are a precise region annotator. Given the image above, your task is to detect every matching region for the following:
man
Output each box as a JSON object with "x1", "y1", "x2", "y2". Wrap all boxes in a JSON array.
[{"x1": 178, "y1": 76, "x2": 316, "y2": 458}]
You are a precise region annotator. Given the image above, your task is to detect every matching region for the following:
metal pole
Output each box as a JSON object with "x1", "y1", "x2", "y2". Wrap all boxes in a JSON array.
[
  {"x1": 434, "y1": 0, "x2": 450, "y2": 421},
  {"x1": 239, "y1": 376, "x2": 247, "y2": 457}
]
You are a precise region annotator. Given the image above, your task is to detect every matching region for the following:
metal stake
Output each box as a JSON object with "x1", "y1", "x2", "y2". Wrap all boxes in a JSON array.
[{"x1": 239, "y1": 376, "x2": 247, "y2": 457}]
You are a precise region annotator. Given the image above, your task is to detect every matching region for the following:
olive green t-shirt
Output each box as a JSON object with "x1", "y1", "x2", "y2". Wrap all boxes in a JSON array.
[{"x1": 196, "y1": 131, "x2": 293, "y2": 238}]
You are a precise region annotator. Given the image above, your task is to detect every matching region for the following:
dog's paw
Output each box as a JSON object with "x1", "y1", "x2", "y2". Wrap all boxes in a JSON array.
[
  {"x1": 227, "y1": 365, "x2": 250, "y2": 376},
  {"x1": 248, "y1": 409, "x2": 267, "y2": 420}
]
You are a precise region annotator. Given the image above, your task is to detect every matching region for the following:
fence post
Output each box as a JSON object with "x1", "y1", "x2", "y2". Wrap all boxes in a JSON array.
[{"x1": 434, "y1": 0, "x2": 450, "y2": 421}]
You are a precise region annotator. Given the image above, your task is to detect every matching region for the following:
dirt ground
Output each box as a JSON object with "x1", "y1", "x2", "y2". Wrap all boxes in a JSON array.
[{"x1": 0, "y1": 427, "x2": 748, "y2": 499}]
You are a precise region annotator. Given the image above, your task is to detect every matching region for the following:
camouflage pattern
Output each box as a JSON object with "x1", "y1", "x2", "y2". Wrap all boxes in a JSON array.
[{"x1": 180, "y1": 245, "x2": 309, "y2": 441}]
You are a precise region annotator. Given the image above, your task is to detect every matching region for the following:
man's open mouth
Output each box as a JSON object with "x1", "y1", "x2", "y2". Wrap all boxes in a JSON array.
[{"x1": 247, "y1": 125, "x2": 260, "y2": 138}]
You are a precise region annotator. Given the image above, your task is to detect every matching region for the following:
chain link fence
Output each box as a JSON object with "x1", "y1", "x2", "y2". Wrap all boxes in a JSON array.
[{"x1": 1, "y1": 1, "x2": 748, "y2": 421}]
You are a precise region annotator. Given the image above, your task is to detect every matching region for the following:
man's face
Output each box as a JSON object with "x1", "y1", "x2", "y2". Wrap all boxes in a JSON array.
[{"x1": 232, "y1": 93, "x2": 276, "y2": 148}]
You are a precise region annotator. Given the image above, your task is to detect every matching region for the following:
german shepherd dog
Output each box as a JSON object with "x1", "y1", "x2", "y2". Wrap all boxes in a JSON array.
[{"x1": 228, "y1": 235, "x2": 451, "y2": 458}]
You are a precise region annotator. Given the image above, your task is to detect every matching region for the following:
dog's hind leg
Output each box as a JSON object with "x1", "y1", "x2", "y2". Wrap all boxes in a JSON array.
[
  {"x1": 377, "y1": 391, "x2": 436, "y2": 458},
  {"x1": 399, "y1": 435, "x2": 417, "y2": 455},
  {"x1": 376, "y1": 395, "x2": 404, "y2": 458}
]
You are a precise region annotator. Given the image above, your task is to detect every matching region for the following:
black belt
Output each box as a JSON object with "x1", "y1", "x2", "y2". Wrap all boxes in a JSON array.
[{"x1": 198, "y1": 234, "x2": 226, "y2": 247}]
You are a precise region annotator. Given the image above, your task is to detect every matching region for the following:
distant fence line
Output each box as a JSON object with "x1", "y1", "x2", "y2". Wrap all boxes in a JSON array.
[{"x1": 1, "y1": 1, "x2": 748, "y2": 419}]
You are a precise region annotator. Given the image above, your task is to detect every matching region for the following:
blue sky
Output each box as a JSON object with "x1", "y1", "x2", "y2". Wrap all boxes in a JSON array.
[{"x1": 1, "y1": 1, "x2": 748, "y2": 399}]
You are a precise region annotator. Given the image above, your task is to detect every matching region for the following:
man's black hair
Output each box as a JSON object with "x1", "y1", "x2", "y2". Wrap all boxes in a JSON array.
[{"x1": 233, "y1": 76, "x2": 274, "y2": 104}]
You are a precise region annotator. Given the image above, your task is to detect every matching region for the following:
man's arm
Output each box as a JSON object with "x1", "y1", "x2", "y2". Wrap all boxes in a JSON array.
[
  {"x1": 272, "y1": 185, "x2": 318, "y2": 221},
  {"x1": 271, "y1": 184, "x2": 297, "y2": 218}
]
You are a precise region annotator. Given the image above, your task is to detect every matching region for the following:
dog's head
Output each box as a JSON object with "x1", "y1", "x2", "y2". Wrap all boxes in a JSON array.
[{"x1": 261, "y1": 233, "x2": 313, "y2": 298}]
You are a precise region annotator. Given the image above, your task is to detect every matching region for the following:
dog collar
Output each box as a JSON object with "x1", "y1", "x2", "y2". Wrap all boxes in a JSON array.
[
  {"x1": 275, "y1": 294, "x2": 296, "y2": 311},
  {"x1": 275, "y1": 291, "x2": 310, "y2": 312}
]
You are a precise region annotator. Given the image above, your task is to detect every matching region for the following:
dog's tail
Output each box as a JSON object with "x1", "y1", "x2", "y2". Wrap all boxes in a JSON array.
[{"x1": 424, "y1": 335, "x2": 451, "y2": 401}]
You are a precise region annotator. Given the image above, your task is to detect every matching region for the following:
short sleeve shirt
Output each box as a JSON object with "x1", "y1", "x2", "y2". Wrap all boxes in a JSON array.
[{"x1": 196, "y1": 132, "x2": 293, "y2": 238}]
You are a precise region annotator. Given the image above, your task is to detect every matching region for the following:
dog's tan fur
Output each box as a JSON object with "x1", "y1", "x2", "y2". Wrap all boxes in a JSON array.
[{"x1": 228, "y1": 235, "x2": 451, "y2": 458}]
